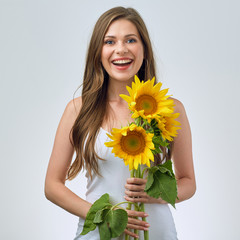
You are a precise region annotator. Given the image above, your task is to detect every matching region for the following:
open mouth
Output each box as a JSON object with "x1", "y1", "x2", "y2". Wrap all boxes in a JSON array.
[{"x1": 112, "y1": 59, "x2": 133, "y2": 66}]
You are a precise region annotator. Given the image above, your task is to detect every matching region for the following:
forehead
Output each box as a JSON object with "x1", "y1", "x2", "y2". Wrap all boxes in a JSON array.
[{"x1": 105, "y1": 19, "x2": 140, "y2": 37}]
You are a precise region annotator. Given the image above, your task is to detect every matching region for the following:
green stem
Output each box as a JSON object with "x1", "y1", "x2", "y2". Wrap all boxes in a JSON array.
[
  {"x1": 111, "y1": 201, "x2": 132, "y2": 210},
  {"x1": 125, "y1": 202, "x2": 132, "y2": 240},
  {"x1": 135, "y1": 117, "x2": 141, "y2": 126},
  {"x1": 132, "y1": 168, "x2": 138, "y2": 240},
  {"x1": 133, "y1": 166, "x2": 142, "y2": 240},
  {"x1": 126, "y1": 202, "x2": 132, "y2": 211},
  {"x1": 125, "y1": 231, "x2": 129, "y2": 240},
  {"x1": 136, "y1": 165, "x2": 141, "y2": 178},
  {"x1": 141, "y1": 167, "x2": 149, "y2": 179},
  {"x1": 131, "y1": 169, "x2": 135, "y2": 177},
  {"x1": 134, "y1": 203, "x2": 139, "y2": 239},
  {"x1": 140, "y1": 203, "x2": 149, "y2": 240},
  {"x1": 125, "y1": 201, "x2": 140, "y2": 240},
  {"x1": 141, "y1": 120, "x2": 147, "y2": 129},
  {"x1": 125, "y1": 170, "x2": 136, "y2": 240}
]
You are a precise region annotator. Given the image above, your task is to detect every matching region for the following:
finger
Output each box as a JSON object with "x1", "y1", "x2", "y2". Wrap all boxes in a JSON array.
[
  {"x1": 125, "y1": 183, "x2": 145, "y2": 191},
  {"x1": 125, "y1": 190, "x2": 147, "y2": 197},
  {"x1": 126, "y1": 209, "x2": 149, "y2": 218},
  {"x1": 124, "y1": 195, "x2": 149, "y2": 203},
  {"x1": 124, "y1": 229, "x2": 139, "y2": 239},
  {"x1": 128, "y1": 217, "x2": 150, "y2": 228},
  {"x1": 127, "y1": 223, "x2": 149, "y2": 231},
  {"x1": 126, "y1": 178, "x2": 147, "y2": 185}
]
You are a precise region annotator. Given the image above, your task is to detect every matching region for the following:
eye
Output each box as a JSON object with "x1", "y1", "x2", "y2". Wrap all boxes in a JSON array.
[
  {"x1": 127, "y1": 38, "x2": 136, "y2": 43},
  {"x1": 104, "y1": 40, "x2": 114, "y2": 45}
]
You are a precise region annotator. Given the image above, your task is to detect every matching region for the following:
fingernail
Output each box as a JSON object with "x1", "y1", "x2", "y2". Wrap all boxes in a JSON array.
[
  {"x1": 145, "y1": 223, "x2": 150, "y2": 227},
  {"x1": 144, "y1": 227, "x2": 149, "y2": 231},
  {"x1": 144, "y1": 213, "x2": 149, "y2": 217}
]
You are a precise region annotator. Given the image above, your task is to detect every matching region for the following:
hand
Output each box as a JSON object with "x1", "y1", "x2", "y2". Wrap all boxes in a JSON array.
[
  {"x1": 124, "y1": 178, "x2": 167, "y2": 204},
  {"x1": 124, "y1": 209, "x2": 150, "y2": 238}
]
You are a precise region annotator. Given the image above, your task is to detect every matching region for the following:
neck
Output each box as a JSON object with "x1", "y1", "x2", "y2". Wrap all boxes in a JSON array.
[{"x1": 107, "y1": 77, "x2": 133, "y2": 101}]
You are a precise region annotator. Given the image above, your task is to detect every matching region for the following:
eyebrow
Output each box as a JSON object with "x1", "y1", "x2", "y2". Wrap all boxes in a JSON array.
[{"x1": 104, "y1": 34, "x2": 138, "y2": 38}]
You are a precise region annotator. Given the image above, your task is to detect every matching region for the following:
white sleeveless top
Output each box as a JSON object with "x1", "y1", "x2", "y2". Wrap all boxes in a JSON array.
[{"x1": 74, "y1": 128, "x2": 178, "y2": 240}]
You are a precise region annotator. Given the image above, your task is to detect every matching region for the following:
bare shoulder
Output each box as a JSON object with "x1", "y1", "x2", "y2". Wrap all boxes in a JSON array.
[
  {"x1": 170, "y1": 97, "x2": 186, "y2": 116},
  {"x1": 170, "y1": 97, "x2": 190, "y2": 132},
  {"x1": 56, "y1": 96, "x2": 82, "y2": 134},
  {"x1": 64, "y1": 96, "x2": 82, "y2": 120},
  {"x1": 170, "y1": 97, "x2": 191, "y2": 140}
]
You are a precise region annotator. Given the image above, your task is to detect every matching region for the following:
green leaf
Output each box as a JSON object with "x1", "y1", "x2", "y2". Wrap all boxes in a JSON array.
[
  {"x1": 163, "y1": 160, "x2": 174, "y2": 171},
  {"x1": 145, "y1": 166, "x2": 158, "y2": 191},
  {"x1": 144, "y1": 163, "x2": 177, "y2": 208},
  {"x1": 80, "y1": 193, "x2": 111, "y2": 235},
  {"x1": 146, "y1": 170, "x2": 177, "y2": 208},
  {"x1": 98, "y1": 221, "x2": 111, "y2": 240},
  {"x1": 81, "y1": 195, "x2": 128, "y2": 239},
  {"x1": 150, "y1": 118, "x2": 158, "y2": 128},
  {"x1": 145, "y1": 170, "x2": 154, "y2": 191},
  {"x1": 146, "y1": 128, "x2": 154, "y2": 134},
  {"x1": 152, "y1": 136, "x2": 162, "y2": 144},
  {"x1": 145, "y1": 173, "x2": 162, "y2": 198},
  {"x1": 151, "y1": 166, "x2": 160, "y2": 174},
  {"x1": 159, "y1": 140, "x2": 169, "y2": 148},
  {"x1": 106, "y1": 209, "x2": 128, "y2": 238},
  {"x1": 93, "y1": 208, "x2": 108, "y2": 224},
  {"x1": 135, "y1": 117, "x2": 142, "y2": 126},
  {"x1": 151, "y1": 148, "x2": 162, "y2": 155},
  {"x1": 158, "y1": 161, "x2": 175, "y2": 178}
]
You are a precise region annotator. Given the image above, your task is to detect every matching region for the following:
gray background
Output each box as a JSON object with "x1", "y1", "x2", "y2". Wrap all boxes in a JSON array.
[{"x1": 1, "y1": 0, "x2": 239, "y2": 239}]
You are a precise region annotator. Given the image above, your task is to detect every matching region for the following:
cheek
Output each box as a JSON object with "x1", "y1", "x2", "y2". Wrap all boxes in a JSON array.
[
  {"x1": 133, "y1": 45, "x2": 144, "y2": 59},
  {"x1": 101, "y1": 47, "x2": 111, "y2": 62},
  {"x1": 139, "y1": 46, "x2": 144, "y2": 59}
]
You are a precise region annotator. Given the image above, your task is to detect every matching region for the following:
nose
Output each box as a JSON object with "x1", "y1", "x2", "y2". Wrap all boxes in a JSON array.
[{"x1": 115, "y1": 42, "x2": 128, "y2": 55}]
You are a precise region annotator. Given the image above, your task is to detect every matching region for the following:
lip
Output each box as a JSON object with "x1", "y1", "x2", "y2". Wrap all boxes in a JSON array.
[
  {"x1": 111, "y1": 61, "x2": 133, "y2": 71},
  {"x1": 111, "y1": 57, "x2": 133, "y2": 62},
  {"x1": 111, "y1": 57, "x2": 133, "y2": 70}
]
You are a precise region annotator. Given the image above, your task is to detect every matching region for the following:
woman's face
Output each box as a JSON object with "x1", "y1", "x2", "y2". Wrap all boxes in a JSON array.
[{"x1": 101, "y1": 18, "x2": 144, "y2": 83}]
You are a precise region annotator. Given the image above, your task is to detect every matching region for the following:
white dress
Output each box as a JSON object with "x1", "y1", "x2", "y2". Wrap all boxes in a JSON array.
[{"x1": 74, "y1": 127, "x2": 178, "y2": 240}]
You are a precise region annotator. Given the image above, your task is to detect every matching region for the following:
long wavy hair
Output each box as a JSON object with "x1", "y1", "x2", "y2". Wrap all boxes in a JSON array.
[{"x1": 67, "y1": 7, "x2": 171, "y2": 180}]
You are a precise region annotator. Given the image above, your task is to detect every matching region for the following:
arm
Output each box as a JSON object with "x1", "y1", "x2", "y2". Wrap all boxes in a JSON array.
[
  {"x1": 124, "y1": 99, "x2": 196, "y2": 204},
  {"x1": 44, "y1": 97, "x2": 91, "y2": 219},
  {"x1": 172, "y1": 98, "x2": 196, "y2": 202}
]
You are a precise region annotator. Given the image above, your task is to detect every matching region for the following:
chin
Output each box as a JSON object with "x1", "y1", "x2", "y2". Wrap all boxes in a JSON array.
[
  {"x1": 110, "y1": 74, "x2": 135, "y2": 82},
  {"x1": 109, "y1": 70, "x2": 137, "y2": 82}
]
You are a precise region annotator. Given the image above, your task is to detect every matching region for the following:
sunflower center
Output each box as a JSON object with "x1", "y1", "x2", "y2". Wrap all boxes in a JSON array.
[
  {"x1": 120, "y1": 131, "x2": 146, "y2": 155},
  {"x1": 135, "y1": 95, "x2": 157, "y2": 115}
]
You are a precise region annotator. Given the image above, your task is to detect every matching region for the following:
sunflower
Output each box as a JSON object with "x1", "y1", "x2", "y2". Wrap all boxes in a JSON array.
[
  {"x1": 157, "y1": 113, "x2": 181, "y2": 141},
  {"x1": 120, "y1": 75, "x2": 174, "y2": 122},
  {"x1": 104, "y1": 124, "x2": 155, "y2": 170}
]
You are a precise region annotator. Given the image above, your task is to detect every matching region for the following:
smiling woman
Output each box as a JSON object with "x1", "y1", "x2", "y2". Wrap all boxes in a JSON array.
[
  {"x1": 101, "y1": 19, "x2": 144, "y2": 82},
  {"x1": 45, "y1": 6, "x2": 195, "y2": 240}
]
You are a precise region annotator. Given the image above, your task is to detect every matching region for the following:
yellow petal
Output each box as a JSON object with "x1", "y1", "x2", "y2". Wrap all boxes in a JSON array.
[
  {"x1": 134, "y1": 75, "x2": 141, "y2": 85},
  {"x1": 120, "y1": 94, "x2": 132, "y2": 103},
  {"x1": 132, "y1": 111, "x2": 140, "y2": 118},
  {"x1": 126, "y1": 86, "x2": 133, "y2": 96},
  {"x1": 146, "y1": 159, "x2": 150, "y2": 167}
]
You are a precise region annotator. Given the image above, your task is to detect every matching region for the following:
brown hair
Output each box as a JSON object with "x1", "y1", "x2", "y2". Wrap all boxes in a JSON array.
[{"x1": 67, "y1": 7, "x2": 168, "y2": 180}]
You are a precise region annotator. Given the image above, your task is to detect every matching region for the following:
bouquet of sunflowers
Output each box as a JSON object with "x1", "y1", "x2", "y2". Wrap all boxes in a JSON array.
[{"x1": 80, "y1": 76, "x2": 181, "y2": 240}]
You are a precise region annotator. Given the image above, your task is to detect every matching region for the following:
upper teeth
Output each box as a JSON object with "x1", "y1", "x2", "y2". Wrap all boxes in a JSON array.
[{"x1": 113, "y1": 59, "x2": 132, "y2": 64}]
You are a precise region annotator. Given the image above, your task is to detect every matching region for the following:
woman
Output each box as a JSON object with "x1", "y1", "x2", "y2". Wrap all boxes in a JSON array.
[{"x1": 45, "y1": 6, "x2": 196, "y2": 240}]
